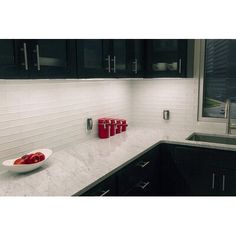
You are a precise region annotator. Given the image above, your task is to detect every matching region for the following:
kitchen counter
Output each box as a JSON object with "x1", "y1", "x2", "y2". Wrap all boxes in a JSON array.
[{"x1": 1, "y1": 127, "x2": 236, "y2": 196}]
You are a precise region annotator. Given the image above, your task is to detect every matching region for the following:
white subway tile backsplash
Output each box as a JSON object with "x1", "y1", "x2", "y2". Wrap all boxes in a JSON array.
[
  {"x1": 0, "y1": 80, "x2": 131, "y2": 163},
  {"x1": 130, "y1": 78, "x2": 198, "y2": 130},
  {"x1": 0, "y1": 77, "x2": 201, "y2": 166}
]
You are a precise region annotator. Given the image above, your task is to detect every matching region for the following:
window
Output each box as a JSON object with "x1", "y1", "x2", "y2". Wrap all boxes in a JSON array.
[{"x1": 202, "y1": 39, "x2": 236, "y2": 119}]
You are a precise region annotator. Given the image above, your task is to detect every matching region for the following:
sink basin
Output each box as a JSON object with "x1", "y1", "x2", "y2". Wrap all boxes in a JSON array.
[{"x1": 186, "y1": 133, "x2": 236, "y2": 145}]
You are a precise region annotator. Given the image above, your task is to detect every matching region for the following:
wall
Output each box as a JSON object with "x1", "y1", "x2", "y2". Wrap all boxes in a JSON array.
[
  {"x1": 0, "y1": 80, "x2": 131, "y2": 163},
  {"x1": 130, "y1": 78, "x2": 199, "y2": 132},
  {"x1": 0, "y1": 76, "x2": 229, "y2": 165},
  {"x1": 130, "y1": 78, "x2": 233, "y2": 135}
]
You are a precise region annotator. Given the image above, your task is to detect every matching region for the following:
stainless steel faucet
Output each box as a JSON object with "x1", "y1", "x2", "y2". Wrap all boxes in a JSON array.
[{"x1": 224, "y1": 99, "x2": 236, "y2": 134}]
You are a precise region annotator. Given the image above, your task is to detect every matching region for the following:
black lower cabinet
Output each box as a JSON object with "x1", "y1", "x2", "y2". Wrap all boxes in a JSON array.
[
  {"x1": 76, "y1": 143, "x2": 236, "y2": 196},
  {"x1": 160, "y1": 144, "x2": 236, "y2": 196},
  {"x1": 160, "y1": 144, "x2": 219, "y2": 196},
  {"x1": 218, "y1": 168, "x2": 236, "y2": 195},
  {"x1": 117, "y1": 146, "x2": 160, "y2": 196},
  {"x1": 78, "y1": 146, "x2": 160, "y2": 196}
]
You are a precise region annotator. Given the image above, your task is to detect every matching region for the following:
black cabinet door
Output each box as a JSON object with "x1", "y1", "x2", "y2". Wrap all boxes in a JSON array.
[
  {"x1": 127, "y1": 40, "x2": 144, "y2": 77},
  {"x1": 77, "y1": 39, "x2": 107, "y2": 78},
  {"x1": 111, "y1": 40, "x2": 128, "y2": 77},
  {"x1": 77, "y1": 39, "x2": 128, "y2": 78},
  {"x1": 160, "y1": 144, "x2": 191, "y2": 195},
  {"x1": 161, "y1": 144, "x2": 221, "y2": 196},
  {"x1": 29, "y1": 40, "x2": 76, "y2": 78},
  {"x1": 0, "y1": 40, "x2": 29, "y2": 78},
  {"x1": 145, "y1": 39, "x2": 187, "y2": 78},
  {"x1": 214, "y1": 169, "x2": 236, "y2": 196}
]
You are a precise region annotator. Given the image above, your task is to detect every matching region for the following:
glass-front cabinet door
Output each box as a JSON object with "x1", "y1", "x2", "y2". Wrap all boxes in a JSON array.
[
  {"x1": 145, "y1": 39, "x2": 187, "y2": 78},
  {"x1": 77, "y1": 40, "x2": 106, "y2": 78},
  {"x1": 0, "y1": 40, "x2": 29, "y2": 78},
  {"x1": 111, "y1": 40, "x2": 128, "y2": 77},
  {"x1": 29, "y1": 40, "x2": 76, "y2": 78},
  {"x1": 127, "y1": 40, "x2": 144, "y2": 77},
  {"x1": 77, "y1": 39, "x2": 129, "y2": 78}
]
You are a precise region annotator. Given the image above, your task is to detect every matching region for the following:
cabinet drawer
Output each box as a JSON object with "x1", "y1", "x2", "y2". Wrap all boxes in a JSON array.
[
  {"x1": 124, "y1": 179, "x2": 157, "y2": 196},
  {"x1": 80, "y1": 175, "x2": 117, "y2": 196},
  {"x1": 118, "y1": 149, "x2": 158, "y2": 195}
]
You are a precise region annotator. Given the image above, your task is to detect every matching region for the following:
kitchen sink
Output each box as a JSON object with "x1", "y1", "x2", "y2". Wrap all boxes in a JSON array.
[{"x1": 186, "y1": 133, "x2": 236, "y2": 145}]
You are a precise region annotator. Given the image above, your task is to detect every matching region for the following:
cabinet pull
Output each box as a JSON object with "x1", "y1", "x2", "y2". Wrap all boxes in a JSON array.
[
  {"x1": 132, "y1": 59, "x2": 138, "y2": 74},
  {"x1": 222, "y1": 175, "x2": 226, "y2": 192},
  {"x1": 105, "y1": 55, "x2": 111, "y2": 73},
  {"x1": 212, "y1": 173, "x2": 215, "y2": 189},
  {"x1": 21, "y1": 43, "x2": 28, "y2": 70},
  {"x1": 111, "y1": 56, "x2": 116, "y2": 73},
  {"x1": 178, "y1": 58, "x2": 182, "y2": 74},
  {"x1": 136, "y1": 181, "x2": 150, "y2": 190},
  {"x1": 100, "y1": 189, "x2": 110, "y2": 196},
  {"x1": 34, "y1": 44, "x2": 41, "y2": 71},
  {"x1": 36, "y1": 44, "x2": 40, "y2": 71},
  {"x1": 136, "y1": 161, "x2": 150, "y2": 168}
]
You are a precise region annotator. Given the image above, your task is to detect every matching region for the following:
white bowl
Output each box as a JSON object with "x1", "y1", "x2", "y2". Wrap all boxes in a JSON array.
[{"x1": 2, "y1": 149, "x2": 52, "y2": 173}]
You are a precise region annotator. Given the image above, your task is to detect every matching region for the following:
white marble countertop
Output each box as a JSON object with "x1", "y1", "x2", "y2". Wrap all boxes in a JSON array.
[{"x1": 1, "y1": 127, "x2": 236, "y2": 196}]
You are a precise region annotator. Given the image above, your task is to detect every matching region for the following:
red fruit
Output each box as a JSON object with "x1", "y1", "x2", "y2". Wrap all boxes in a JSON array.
[
  {"x1": 34, "y1": 152, "x2": 45, "y2": 161},
  {"x1": 28, "y1": 153, "x2": 44, "y2": 164},
  {"x1": 14, "y1": 158, "x2": 25, "y2": 165},
  {"x1": 14, "y1": 152, "x2": 45, "y2": 165},
  {"x1": 21, "y1": 154, "x2": 29, "y2": 160},
  {"x1": 24, "y1": 154, "x2": 34, "y2": 164}
]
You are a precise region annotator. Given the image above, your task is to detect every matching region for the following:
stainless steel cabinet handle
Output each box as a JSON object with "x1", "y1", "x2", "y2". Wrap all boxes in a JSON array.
[
  {"x1": 111, "y1": 56, "x2": 116, "y2": 73},
  {"x1": 105, "y1": 55, "x2": 111, "y2": 73},
  {"x1": 21, "y1": 43, "x2": 28, "y2": 70},
  {"x1": 136, "y1": 181, "x2": 150, "y2": 190},
  {"x1": 100, "y1": 189, "x2": 110, "y2": 196},
  {"x1": 132, "y1": 59, "x2": 138, "y2": 74},
  {"x1": 222, "y1": 175, "x2": 225, "y2": 192},
  {"x1": 34, "y1": 44, "x2": 40, "y2": 71},
  {"x1": 178, "y1": 58, "x2": 182, "y2": 74},
  {"x1": 212, "y1": 173, "x2": 215, "y2": 189},
  {"x1": 136, "y1": 161, "x2": 150, "y2": 168},
  {"x1": 36, "y1": 44, "x2": 40, "y2": 71}
]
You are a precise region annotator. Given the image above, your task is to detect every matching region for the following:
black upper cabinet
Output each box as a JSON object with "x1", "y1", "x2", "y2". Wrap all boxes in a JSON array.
[
  {"x1": 111, "y1": 40, "x2": 128, "y2": 77},
  {"x1": 29, "y1": 40, "x2": 76, "y2": 78},
  {"x1": 0, "y1": 39, "x2": 76, "y2": 79},
  {"x1": 77, "y1": 39, "x2": 191, "y2": 79},
  {"x1": 127, "y1": 40, "x2": 144, "y2": 77},
  {"x1": 0, "y1": 39, "x2": 193, "y2": 79},
  {"x1": 0, "y1": 40, "x2": 29, "y2": 78},
  {"x1": 77, "y1": 39, "x2": 105, "y2": 78},
  {"x1": 77, "y1": 39, "x2": 129, "y2": 78},
  {"x1": 144, "y1": 39, "x2": 188, "y2": 78}
]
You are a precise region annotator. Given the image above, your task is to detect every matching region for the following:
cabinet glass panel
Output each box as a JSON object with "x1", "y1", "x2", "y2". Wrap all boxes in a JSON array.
[
  {"x1": 145, "y1": 39, "x2": 187, "y2": 78},
  {"x1": 39, "y1": 42, "x2": 66, "y2": 67},
  {"x1": 30, "y1": 40, "x2": 75, "y2": 78},
  {"x1": 0, "y1": 40, "x2": 28, "y2": 78},
  {"x1": 77, "y1": 39, "x2": 106, "y2": 77},
  {"x1": 0, "y1": 40, "x2": 14, "y2": 65},
  {"x1": 83, "y1": 40, "x2": 102, "y2": 69},
  {"x1": 152, "y1": 40, "x2": 178, "y2": 72},
  {"x1": 132, "y1": 40, "x2": 143, "y2": 76},
  {"x1": 112, "y1": 40, "x2": 127, "y2": 76}
]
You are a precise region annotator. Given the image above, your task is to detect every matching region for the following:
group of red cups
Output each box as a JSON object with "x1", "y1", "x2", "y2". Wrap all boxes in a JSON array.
[{"x1": 98, "y1": 118, "x2": 128, "y2": 139}]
